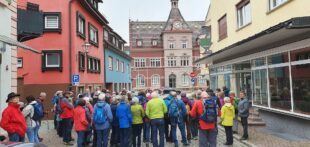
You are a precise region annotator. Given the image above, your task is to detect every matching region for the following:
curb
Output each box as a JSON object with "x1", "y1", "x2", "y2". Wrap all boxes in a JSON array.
[{"x1": 218, "y1": 126, "x2": 257, "y2": 147}]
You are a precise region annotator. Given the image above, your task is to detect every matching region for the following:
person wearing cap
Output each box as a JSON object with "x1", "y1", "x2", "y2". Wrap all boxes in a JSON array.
[
  {"x1": 146, "y1": 91, "x2": 167, "y2": 147},
  {"x1": 116, "y1": 95, "x2": 132, "y2": 147},
  {"x1": 0, "y1": 92, "x2": 27, "y2": 142},
  {"x1": 110, "y1": 96, "x2": 120, "y2": 147},
  {"x1": 131, "y1": 97, "x2": 145, "y2": 147},
  {"x1": 60, "y1": 91, "x2": 74, "y2": 145},
  {"x1": 190, "y1": 91, "x2": 217, "y2": 147}
]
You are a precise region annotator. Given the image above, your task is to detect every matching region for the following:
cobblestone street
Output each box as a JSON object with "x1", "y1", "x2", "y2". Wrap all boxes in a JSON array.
[{"x1": 39, "y1": 121, "x2": 250, "y2": 147}]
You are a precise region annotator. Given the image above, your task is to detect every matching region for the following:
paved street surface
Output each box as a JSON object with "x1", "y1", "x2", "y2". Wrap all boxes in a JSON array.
[{"x1": 39, "y1": 121, "x2": 250, "y2": 147}]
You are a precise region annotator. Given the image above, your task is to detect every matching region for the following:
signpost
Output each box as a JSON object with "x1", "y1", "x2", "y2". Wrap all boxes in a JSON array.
[{"x1": 72, "y1": 74, "x2": 80, "y2": 86}]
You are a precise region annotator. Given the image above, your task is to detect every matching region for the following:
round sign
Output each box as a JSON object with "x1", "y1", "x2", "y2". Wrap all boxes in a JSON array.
[{"x1": 190, "y1": 72, "x2": 196, "y2": 78}]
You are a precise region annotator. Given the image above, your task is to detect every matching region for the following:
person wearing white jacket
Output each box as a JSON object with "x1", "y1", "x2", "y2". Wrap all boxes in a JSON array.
[{"x1": 22, "y1": 96, "x2": 39, "y2": 143}]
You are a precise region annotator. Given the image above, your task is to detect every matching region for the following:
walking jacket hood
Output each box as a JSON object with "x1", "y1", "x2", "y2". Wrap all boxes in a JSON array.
[
  {"x1": 220, "y1": 103, "x2": 235, "y2": 126},
  {"x1": 0, "y1": 103, "x2": 27, "y2": 137}
]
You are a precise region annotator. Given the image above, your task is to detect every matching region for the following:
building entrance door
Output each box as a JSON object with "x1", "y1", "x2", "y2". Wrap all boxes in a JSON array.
[
  {"x1": 169, "y1": 74, "x2": 176, "y2": 88},
  {"x1": 236, "y1": 72, "x2": 252, "y2": 100}
]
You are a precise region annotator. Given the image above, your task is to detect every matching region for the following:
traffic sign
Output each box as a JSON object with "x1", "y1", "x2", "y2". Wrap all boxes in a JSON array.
[
  {"x1": 190, "y1": 72, "x2": 196, "y2": 78},
  {"x1": 72, "y1": 74, "x2": 80, "y2": 86},
  {"x1": 191, "y1": 78, "x2": 196, "y2": 82}
]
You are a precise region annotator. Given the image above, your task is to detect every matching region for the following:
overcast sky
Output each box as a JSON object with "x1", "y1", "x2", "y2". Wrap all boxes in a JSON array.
[{"x1": 99, "y1": 0, "x2": 210, "y2": 44}]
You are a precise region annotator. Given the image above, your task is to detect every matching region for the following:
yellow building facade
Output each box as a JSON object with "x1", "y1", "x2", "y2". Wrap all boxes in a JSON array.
[{"x1": 197, "y1": 0, "x2": 310, "y2": 139}]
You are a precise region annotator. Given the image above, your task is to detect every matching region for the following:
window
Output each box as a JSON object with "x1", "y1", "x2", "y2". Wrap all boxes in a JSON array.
[
  {"x1": 76, "y1": 12, "x2": 85, "y2": 38},
  {"x1": 116, "y1": 59, "x2": 119, "y2": 71},
  {"x1": 134, "y1": 58, "x2": 146, "y2": 68},
  {"x1": 169, "y1": 41, "x2": 175, "y2": 49},
  {"x1": 269, "y1": 0, "x2": 288, "y2": 10},
  {"x1": 89, "y1": 23, "x2": 98, "y2": 46},
  {"x1": 121, "y1": 62, "x2": 124, "y2": 73},
  {"x1": 152, "y1": 40, "x2": 158, "y2": 47},
  {"x1": 17, "y1": 58, "x2": 23, "y2": 68},
  {"x1": 87, "y1": 56, "x2": 100, "y2": 73},
  {"x1": 150, "y1": 58, "x2": 161, "y2": 67},
  {"x1": 137, "y1": 40, "x2": 143, "y2": 47},
  {"x1": 136, "y1": 75, "x2": 145, "y2": 87},
  {"x1": 104, "y1": 30, "x2": 109, "y2": 41},
  {"x1": 181, "y1": 74, "x2": 189, "y2": 85},
  {"x1": 44, "y1": 12, "x2": 61, "y2": 32},
  {"x1": 252, "y1": 69, "x2": 268, "y2": 107},
  {"x1": 42, "y1": 50, "x2": 62, "y2": 72},
  {"x1": 169, "y1": 74, "x2": 176, "y2": 88},
  {"x1": 182, "y1": 41, "x2": 187, "y2": 49},
  {"x1": 108, "y1": 56, "x2": 113, "y2": 71},
  {"x1": 88, "y1": 0, "x2": 98, "y2": 9},
  {"x1": 218, "y1": 14, "x2": 227, "y2": 40},
  {"x1": 180, "y1": 56, "x2": 189, "y2": 66},
  {"x1": 168, "y1": 56, "x2": 177, "y2": 67},
  {"x1": 127, "y1": 64, "x2": 130, "y2": 73},
  {"x1": 237, "y1": 0, "x2": 251, "y2": 28},
  {"x1": 79, "y1": 52, "x2": 85, "y2": 71},
  {"x1": 151, "y1": 75, "x2": 160, "y2": 86}
]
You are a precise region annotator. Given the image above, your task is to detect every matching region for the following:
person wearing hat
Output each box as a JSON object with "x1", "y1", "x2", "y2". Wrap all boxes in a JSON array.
[
  {"x1": 0, "y1": 92, "x2": 27, "y2": 142},
  {"x1": 60, "y1": 91, "x2": 74, "y2": 145}
]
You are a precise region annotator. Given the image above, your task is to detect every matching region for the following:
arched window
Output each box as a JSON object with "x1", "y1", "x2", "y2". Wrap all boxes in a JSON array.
[
  {"x1": 136, "y1": 75, "x2": 145, "y2": 88},
  {"x1": 181, "y1": 74, "x2": 189, "y2": 85},
  {"x1": 151, "y1": 75, "x2": 160, "y2": 87},
  {"x1": 169, "y1": 74, "x2": 176, "y2": 88}
]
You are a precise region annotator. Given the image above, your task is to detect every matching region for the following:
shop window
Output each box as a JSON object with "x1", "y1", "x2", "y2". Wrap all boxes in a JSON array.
[
  {"x1": 269, "y1": 66, "x2": 291, "y2": 111},
  {"x1": 252, "y1": 69, "x2": 268, "y2": 106},
  {"x1": 268, "y1": 52, "x2": 289, "y2": 65}
]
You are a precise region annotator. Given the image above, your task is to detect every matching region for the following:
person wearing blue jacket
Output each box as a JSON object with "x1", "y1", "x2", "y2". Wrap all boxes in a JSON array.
[
  {"x1": 168, "y1": 91, "x2": 189, "y2": 147},
  {"x1": 92, "y1": 93, "x2": 113, "y2": 147},
  {"x1": 116, "y1": 95, "x2": 133, "y2": 147},
  {"x1": 163, "y1": 93, "x2": 173, "y2": 142}
]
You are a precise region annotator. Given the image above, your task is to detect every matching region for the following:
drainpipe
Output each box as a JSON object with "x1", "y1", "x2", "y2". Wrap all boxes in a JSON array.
[{"x1": 68, "y1": 0, "x2": 74, "y2": 90}]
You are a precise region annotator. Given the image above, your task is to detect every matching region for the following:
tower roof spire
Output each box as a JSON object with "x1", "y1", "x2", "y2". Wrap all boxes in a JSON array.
[{"x1": 171, "y1": 0, "x2": 179, "y2": 8}]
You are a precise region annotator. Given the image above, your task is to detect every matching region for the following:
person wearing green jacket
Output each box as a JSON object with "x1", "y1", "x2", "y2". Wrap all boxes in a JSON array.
[
  {"x1": 221, "y1": 97, "x2": 235, "y2": 146},
  {"x1": 131, "y1": 97, "x2": 145, "y2": 147},
  {"x1": 146, "y1": 92, "x2": 167, "y2": 147},
  {"x1": 229, "y1": 91, "x2": 240, "y2": 134}
]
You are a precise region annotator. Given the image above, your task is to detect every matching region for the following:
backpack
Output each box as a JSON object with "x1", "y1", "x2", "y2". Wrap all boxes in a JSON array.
[
  {"x1": 93, "y1": 104, "x2": 107, "y2": 125},
  {"x1": 31, "y1": 103, "x2": 44, "y2": 121},
  {"x1": 200, "y1": 99, "x2": 217, "y2": 123},
  {"x1": 56, "y1": 98, "x2": 63, "y2": 114},
  {"x1": 168, "y1": 99, "x2": 180, "y2": 118}
]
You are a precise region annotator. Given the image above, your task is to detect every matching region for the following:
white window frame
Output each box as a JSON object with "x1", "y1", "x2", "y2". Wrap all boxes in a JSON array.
[
  {"x1": 121, "y1": 61, "x2": 124, "y2": 73},
  {"x1": 152, "y1": 40, "x2": 158, "y2": 46},
  {"x1": 151, "y1": 75, "x2": 160, "y2": 86},
  {"x1": 150, "y1": 58, "x2": 161, "y2": 67},
  {"x1": 137, "y1": 40, "x2": 143, "y2": 47},
  {"x1": 237, "y1": 2, "x2": 251, "y2": 28},
  {"x1": 17, "y1": 58, "x2": 23, "y2": 68},
  {"x1": 168, "y1": 56, "x2": 177, "y2": 67},
  {"x1": 182, "y1": 41, "x2": 187, "y2": 49},
  {"x1": 44, "y1": 15, "x2": 59, "y2": 29},
  {"x1": 269, "y1": 0, "x2": 288, "y2": 10},
  {"x1": 136, "y1": 75, "x2": 145, "y2": 87},
  {"x1": 181, "y1": 74, "x2": 189, "y2": 85},
  {"x1": 116, "y1": 59, "x2": 119, "y2": 71},
  {"x1": 45, "y1": 52, "x2": 60, "y2": 67},
  {"x1": 180, "y1": 56, "x2": 189, "y2": 66},
  {"x1": 104, "y1": 30, "x2": 109, "y2": 41},
  {"x1": 169, "y1": 41, "x2": 175, "y2": 49},
  {"x1": 134, "y1": 58, "x2": 146, "y2": 68},
  {"x1": 90, "y1": 25, "x2": 98, "y2": 43},
  {"x1": 78, "y1": 15, "x2": 85, "y2": 35},
  {"x1": 108, "y1": 56, "x2": 113, "y2": 71}
]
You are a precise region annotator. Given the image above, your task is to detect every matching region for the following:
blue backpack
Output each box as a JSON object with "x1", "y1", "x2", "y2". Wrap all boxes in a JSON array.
[
  {"x1": 93, "y1": 104, "x2": 107, "y2": 125},
  {"x1": 32, "y1": 103, "x2": 44, "y2": 121},
  {"x1": 168, "y1": 99, "x2": 180, "y2": 118},
  {"x1": 200, "y1": 99, "x2": 217, "y2": 123}
]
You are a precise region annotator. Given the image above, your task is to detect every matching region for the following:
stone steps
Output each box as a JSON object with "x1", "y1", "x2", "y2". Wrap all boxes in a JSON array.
[{"x1": 247, "y1": 108, "x2": 266, "y2": 126}]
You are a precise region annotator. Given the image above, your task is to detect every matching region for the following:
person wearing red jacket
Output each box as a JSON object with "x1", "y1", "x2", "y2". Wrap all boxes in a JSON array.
[
  {"x1": 0, "y1": 92, "x2": 27, "y2": 142},
  {"x1": 73, "y1": 99, "x2": 88, "y2": 147},
  {"x1": 190, "y1": 91, "x2": 217, "y2": 147},
  {"x1": 60, "y1": 92, "x2": 74, "y2": 145}
]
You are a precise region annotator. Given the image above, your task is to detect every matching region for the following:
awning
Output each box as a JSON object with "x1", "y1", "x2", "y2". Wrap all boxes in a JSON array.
[
  {"x1": 195, "y1": 17, "x2": 310, "y2": 65},
  {"x1": 0, "y1": 35, "x2": 40, "y2": 54}
]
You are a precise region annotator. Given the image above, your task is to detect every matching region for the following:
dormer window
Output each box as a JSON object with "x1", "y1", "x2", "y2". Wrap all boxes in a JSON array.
[
  {"x1": 152, "y1": 40, "x2": 158, "y2": 47},
  {"x1": 137, "y1": 40, "x2": 143, "y2": 47},
  {"x1": 89, "y1": 0, "x2": 98, "y2": 9}
]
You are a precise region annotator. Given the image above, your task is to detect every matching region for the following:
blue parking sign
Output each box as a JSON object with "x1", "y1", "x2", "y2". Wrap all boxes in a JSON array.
[{"x1": 72, "y1": 74, "x2": 80, "y2": 86}]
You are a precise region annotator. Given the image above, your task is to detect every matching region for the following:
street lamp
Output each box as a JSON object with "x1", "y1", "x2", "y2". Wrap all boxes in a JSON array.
[{"x1": 82, "y1": 42, "x2": 91, "y2": 54}]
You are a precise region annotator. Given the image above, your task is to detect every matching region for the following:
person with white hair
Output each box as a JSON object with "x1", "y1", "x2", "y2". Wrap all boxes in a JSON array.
[
  {"x1": 229, "y1": 91, "x2": 240, "y2": 134},
  {"x1": 131, "y1": 97, "x2": 145, "y2": 147},
  {"x1": 221, "y1": 97, "x2": 235, "y2": 146},
  {"x1": 146, "y1": 91, "x2": 167, "y2": 147},
  {"x1": 116, "y1": 95, "x2": 133, "y2": 147},
  {"x1": 92, "y1": 93, "x2": 113, "y2": 147},
  {"x1": 83, "y1": 97, "x2": 93, "y2": 145}
]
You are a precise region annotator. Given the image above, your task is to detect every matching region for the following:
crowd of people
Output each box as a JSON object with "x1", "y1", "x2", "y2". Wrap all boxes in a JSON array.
[{"x1": 0, "y1": 86, "x2": 250, "y2": 147}]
